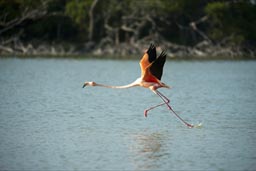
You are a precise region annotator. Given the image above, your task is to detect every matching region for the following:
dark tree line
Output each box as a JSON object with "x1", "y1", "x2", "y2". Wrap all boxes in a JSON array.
[{"x1": 0, "y1": 0, "x2": 255, "y2": 58}]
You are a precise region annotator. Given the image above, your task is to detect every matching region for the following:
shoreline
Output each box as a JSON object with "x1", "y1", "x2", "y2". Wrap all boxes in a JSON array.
[
  {"x1": 1, "y1": 53, "x2": 255, "y2": 60},
  {"x1": 0, "y1": 41, "x2": 255, "y2": 60}
]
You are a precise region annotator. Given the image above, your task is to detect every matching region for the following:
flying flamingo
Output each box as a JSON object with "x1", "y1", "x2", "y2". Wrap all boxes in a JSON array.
[{"x1": 83, "y1": 44, "x2": 195, "y2": 128}]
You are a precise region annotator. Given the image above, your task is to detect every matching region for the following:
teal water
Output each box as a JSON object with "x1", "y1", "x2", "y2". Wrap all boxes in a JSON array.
[{"x1": 0, "y1": 58, "x2": 255, "y2": 170}]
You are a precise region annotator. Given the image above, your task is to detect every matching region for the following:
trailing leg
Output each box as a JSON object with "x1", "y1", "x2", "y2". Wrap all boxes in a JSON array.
[
  {"x1": 144, "y1": 91, "x2": 170, "y2": 117},
  {"x1": 154, "y1": 90, "x2": 194, "y2": 128}
]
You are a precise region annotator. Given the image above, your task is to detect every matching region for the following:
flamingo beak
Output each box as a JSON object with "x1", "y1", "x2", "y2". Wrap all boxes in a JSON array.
[{"x1": 82, "y1": 83, "x2": 87, "y2": 88}]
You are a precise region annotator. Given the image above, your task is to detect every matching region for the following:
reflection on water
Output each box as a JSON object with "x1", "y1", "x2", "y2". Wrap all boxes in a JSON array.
[
  {"x1": 130, "y1": 131, "x2": 169, "y2": 170},
  {"x1": 0, "y1": 59, "x2": 256, "y2": 170}
]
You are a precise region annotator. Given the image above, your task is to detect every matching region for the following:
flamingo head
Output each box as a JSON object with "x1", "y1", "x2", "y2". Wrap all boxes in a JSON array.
[{"x1": 83, "y1": 81, "x2": 96, "y2": 88}]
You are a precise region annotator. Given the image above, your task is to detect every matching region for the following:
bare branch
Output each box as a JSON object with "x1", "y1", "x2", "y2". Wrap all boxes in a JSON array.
[
  {"x1": 0, "y1": 45, "x2": 14, "y2": 53},
  {"x1": 175, "y1": 15, "x2": 212, "y2": 44},
  {"x1": 0, "y1": 2, "x2": 48, "y2": 35},
  {"x1": 121, "y1": 25, "x2": 136, "y2": 33},
  {"x1": 88, "y1": 0, "x2": 99, "y2": 41},
  {"x1": 189, "y1": 16, "x2": 211, "y2": 43}
]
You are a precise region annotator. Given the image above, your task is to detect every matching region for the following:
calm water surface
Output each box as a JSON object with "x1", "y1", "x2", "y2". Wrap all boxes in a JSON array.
[{"x1": 0, "y1": 58, "x2": 255, "y2": 170}]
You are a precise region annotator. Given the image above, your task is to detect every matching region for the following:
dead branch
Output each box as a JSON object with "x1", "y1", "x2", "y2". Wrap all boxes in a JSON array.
[
  {"x1": 189, "y1": 16, "x2": 212, "y2": 43},
  {"x1": 0, "y1": 2, "x2": 48, "y2": 35},
  {"x1": 0, "y1": 45, "x2": 14, "y2": 53},
  {"x1": 88, "y1": 0, "x2": 99, "y2": 41}
]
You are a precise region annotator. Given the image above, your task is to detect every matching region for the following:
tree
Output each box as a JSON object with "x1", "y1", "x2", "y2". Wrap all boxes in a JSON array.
[
  {"x1": 0, "y1": 0, "x2": 49, "y2": 36},
  {"x1": 205, "y1": 1, "x2": 256, "y2": 45}
]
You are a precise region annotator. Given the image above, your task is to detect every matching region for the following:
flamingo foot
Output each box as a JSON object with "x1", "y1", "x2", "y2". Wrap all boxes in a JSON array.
[
  {"x1": 144, "y1": 110, "x2": 148, "y2": 117},
  {"x1": 186, "y1": 123, "x2": 194, "y2": 128}
]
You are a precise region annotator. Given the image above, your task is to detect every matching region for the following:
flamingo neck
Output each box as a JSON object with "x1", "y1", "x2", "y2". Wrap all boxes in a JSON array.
[
  {"x1": 86, "y1": 78, "x2": 141, "y2": 89},
  {"x1": 95, "y1": 82, "x2": 138, "y2": 89}
]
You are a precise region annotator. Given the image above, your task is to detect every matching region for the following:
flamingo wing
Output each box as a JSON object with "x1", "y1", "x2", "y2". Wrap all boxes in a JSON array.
[
  {"x1": 149, "y1": 51, "x2": 167, "y2": 80},
  {"x1": 139, "y1": 44, "x2": 156, "y2": 77}
]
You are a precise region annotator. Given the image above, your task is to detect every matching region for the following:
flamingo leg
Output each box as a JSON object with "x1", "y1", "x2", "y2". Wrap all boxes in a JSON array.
[
  {"x1": 154, "y1": 90, "x2": 194, "y2": 128},
  {"x1": 144, "y1": 101, "x2": 167, "y2": 117},
  {"x1": 144, "y1": 92, "x2": 170, "y2": 117},
  {"x1": 156, "y1": 90, "x2": 170, "y2": 103}
]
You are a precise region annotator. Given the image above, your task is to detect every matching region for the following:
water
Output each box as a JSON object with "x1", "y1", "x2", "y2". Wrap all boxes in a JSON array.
[{"x1": 0, "y1": 58, "x2": 256, "y2": 170}]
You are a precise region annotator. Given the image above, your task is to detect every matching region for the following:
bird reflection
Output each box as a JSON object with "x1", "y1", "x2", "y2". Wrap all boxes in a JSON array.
[{"x1": 130, "y1": 131, "x2": 169, "y2": 170}]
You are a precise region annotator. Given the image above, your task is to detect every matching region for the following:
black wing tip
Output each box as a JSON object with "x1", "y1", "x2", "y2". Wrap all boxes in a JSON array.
[
  {"x1": 159, "y1": 50, "x2": 167, "y2": 58},
  {"x1": 148, "y1": 44, "x2": 167, "y2": 56},
  {"x1": 148, "y1": 43, "x2": 156, "y2": 52},
  {"x1": 147, "y1": 43, "x2": 157, "y2": 62}
]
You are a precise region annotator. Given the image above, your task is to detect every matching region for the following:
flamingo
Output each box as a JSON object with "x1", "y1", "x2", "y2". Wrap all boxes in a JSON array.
[{"x1": 83, "y1": 44, "x2": 195, "y2": 128}]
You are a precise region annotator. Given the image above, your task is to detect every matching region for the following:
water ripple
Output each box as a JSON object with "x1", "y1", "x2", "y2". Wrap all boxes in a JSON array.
[{"x1": 0, "y1": 59, "x2": 255, "y2": 170}]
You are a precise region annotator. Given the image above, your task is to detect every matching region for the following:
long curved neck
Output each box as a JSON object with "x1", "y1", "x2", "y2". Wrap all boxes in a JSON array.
[
  {"x1": 95, "y1": 82, "x2": 138, "y2": 89},
  {"x1": 91, "y1": 78, "x2": 141, "y2": 89}
]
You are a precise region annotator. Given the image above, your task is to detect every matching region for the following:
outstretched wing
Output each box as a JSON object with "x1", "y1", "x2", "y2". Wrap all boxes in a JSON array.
[
  {"x1": 139, "y1": 44, "x2": 156, "y2": 77},
  {"x1": 149, "y1": 51, "x2": 167, "y2": 80}
]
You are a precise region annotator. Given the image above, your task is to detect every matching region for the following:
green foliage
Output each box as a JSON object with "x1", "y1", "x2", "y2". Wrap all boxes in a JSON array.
[
  {"x1": 47, "y1": 0, "x2": 67, "y2": 13},
  {"x1": 205, "y1": 1, "x2": 256, "y2": 44},
  {"x1": 17, "y1": 0, "x2": 39, "y2": 9},
  {"x1": 0, "y1": 0, "x2": 22, "y2": 20},
  {"x1": 65, "y1": 0, "x2": 92, "y2": 29},
  {"x1": 24, "y1": 15, "x2": 78, "y2": 42},
  {"x1": 0, "y1": 0, "x2": 255, "y2": 47},
  {"x1": 0, "y1": 0, "x2": 44, "y2": 18}
]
